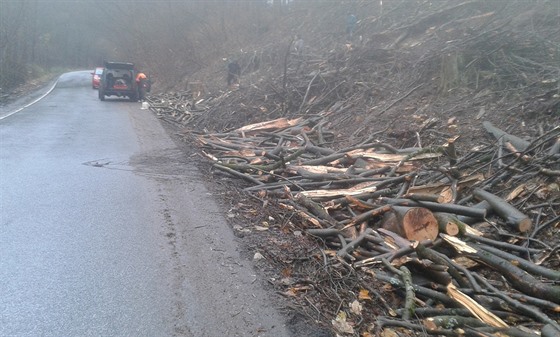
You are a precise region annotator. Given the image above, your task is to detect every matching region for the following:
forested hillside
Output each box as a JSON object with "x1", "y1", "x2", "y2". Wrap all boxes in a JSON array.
[{"x1": 1, "y1": 0, "x2": 277, "y2": 91}]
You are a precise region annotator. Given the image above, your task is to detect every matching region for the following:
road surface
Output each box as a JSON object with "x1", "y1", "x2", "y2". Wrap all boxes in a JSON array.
[{"x1": 0, "y1": 71, "x2": 291, "y2": 337}]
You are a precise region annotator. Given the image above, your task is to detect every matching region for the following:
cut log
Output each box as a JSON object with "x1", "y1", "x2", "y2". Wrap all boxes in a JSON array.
[
  {"x1": 381, "y1": 206, "x2": 439, "y2": 241},
  {"x1": 473, "y1": 188, "x2": 532, "y2": 232},
  {"x1": 433, "y1": 212, "x2": 465, "y2": 236},
  {"x1": 482, "y1": 121, "x2": 530, "y2": 151}
]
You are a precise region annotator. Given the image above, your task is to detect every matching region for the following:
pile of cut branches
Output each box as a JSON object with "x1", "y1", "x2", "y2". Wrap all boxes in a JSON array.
[
  {"x1": 145, "y1": 0, "x2": 560, "y2": 335},
  {"x1": 181, "y1": 114, "x2": 559, "y2": 336}
]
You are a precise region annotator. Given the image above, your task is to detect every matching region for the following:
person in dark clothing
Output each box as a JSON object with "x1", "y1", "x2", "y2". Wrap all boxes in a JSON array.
[
  {"x1": 227, "y1": 60, "x2": 241, "y2": 86},
  {"x1": 135, "y1": 72, "x2": 149, "y2": 100},
  {"x1": 106, "y1": 73, "x2": 114, "y2": 88}
]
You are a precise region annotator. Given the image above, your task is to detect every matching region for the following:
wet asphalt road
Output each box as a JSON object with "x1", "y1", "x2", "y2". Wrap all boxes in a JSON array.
[{"x1": 0, "y1": 71, "x2": 290, "y2": 337}]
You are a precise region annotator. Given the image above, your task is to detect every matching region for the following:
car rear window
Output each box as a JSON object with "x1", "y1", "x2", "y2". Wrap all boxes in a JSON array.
[{"x1": 95, "y1": 68, "x2": 104, "y2": 75}]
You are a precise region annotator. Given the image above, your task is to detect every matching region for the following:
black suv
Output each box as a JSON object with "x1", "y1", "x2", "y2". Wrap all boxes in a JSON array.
[{"x1": 98, "y1": 61, "x2": 138, "y2": 101}]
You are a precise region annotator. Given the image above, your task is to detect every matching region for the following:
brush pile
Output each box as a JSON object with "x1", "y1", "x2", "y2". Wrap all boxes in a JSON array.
[
  {"x1": 166, "y1": 112, "x2": 559, "y2": 337},
  {"x1": 146, "y1": 0, "x2": 560, "y2": 335},
  {"x1": 147, "y1": 81, "x2": 560, "y2": 335}
]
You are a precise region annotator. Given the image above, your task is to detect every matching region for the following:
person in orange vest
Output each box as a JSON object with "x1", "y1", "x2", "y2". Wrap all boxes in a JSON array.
[
  {"x1": 135, "y1": 72, "x2": 149, "y2": 100},
  {"x1": 135, "y1": 72, "x2": 147, "y2": 83}
]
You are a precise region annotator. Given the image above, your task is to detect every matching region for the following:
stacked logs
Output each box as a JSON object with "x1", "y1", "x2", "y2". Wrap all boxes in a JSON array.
[{"x1": 190, "y1": 115, "x2": 560, "y2": 336}]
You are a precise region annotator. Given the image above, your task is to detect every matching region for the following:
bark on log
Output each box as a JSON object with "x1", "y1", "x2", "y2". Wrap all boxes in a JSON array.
[
  {"x1": 337, "y1": 228, "x2": 374, "y2": 259},
  {"x1": 306, "y1": 228, "x2": 340, "y2": 238},
  {"x1": 407, "y1": 259, "x2": 453, "y2": 286},
  {"x1": 475, "y1": 244, "x2": 560, "y2": 281},
  {"x1": 424, "y1": 315, "x2": 490, "y2": 330},
  {"x1": 294, "y1": 194, "x2": 338, "y2": 226},
  {"x1": 549, "y1": 137, "x2": 560, "y2": 155},
  {"x1": 381, "y1": 198, "x2": 487, "y2": 219},
  {"x1": 347, "y1": 204, "x2": 393, "y2": 228},
  {"x1": 456, "y1": 200, "x2": 492, "y2": 224},
  {"x1": 473, "y1": 188, "x2": 532, "y2": 232},
  {"x1": 473, "y1": 273, "x2": 560, "y2": 331},
  {"x1": 450, "y1": 241, "x2": 560, "y2": 304},
  {"x1": 373, "y1": 272, "x2": 458, "y2": 307},
  {"x1": 415, "y1": 243, "x2": 469, "y2": 288},
  {"x1": 482, "y1": 121, "x2": 530, "y2": 151},
  {"x1": 403, "y1": 193, "x2": 446, "y2": 203},
  {"x1": 465, "y1": 327, "x2": 541, "y2": 337},
  {"x1": 400, "y1": 266, "x2": 415, "y2": 321},
  {"x1": 213, "y1": 163, "x2": 265, "y2": 185},
  {"x1": 381, "y1": 206, "x2": 439, "y2": 241},
  {"x1": 541, "y1": 324, "x2": 560, "y2": 337}
]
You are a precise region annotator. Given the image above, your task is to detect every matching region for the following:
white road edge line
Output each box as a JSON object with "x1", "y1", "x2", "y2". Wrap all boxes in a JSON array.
[{"x1": 0, "y1": 77, "x2": 60, "y2": 121}]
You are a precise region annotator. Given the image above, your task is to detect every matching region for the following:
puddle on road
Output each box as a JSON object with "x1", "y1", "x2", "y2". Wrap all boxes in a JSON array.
[{"x1": 82, "y1": 148, "x2": 199, "y2": 180}]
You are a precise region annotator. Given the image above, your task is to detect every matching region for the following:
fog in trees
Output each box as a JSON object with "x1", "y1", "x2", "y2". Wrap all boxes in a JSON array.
[{"x1": 0, "y1": 0, "x2": 276, "y2": 90}]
